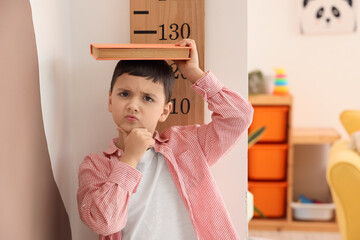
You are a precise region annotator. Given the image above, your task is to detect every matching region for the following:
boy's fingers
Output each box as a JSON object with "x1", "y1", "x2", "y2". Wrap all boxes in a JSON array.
[
  {"x1": 132, "y1": 128, "x2": 154, "y2": 143},
  {"x1": 123, "y1": 128, "x2": 155, "y2": 150},
  {"x1": 175, "y1": 39, "x2": 195, "y2": 47},
  {"x1": 175, "y1": 39, "x2": 185, "y2": 46},
  {"x1": 176, "y1": 39, "x2": 196, "y2": 56},
  {"x1": 147, "y1": 138, "x2": 155, "y2": 149},
  {"x1": 131, "y1": 127, "x2": 151, "y2": 135},
  {"x1": 120, "y1": 127, "x2": 153, "y2": 141}
]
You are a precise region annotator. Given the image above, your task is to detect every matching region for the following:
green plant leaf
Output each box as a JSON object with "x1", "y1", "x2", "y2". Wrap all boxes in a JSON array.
[
  {"x1": 248, "y1": 126, "x2": 266, "y2": 148},
  {"x1": 254, "y1": 206, "x2": 266, "y2": 218}
]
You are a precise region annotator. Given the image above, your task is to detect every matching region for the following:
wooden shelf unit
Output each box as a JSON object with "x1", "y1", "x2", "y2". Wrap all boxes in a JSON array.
[
  {"x1": 292, "y1": 128, "x2": 340, "y2": 145},
  {"x1": 249, "y1": 218, "x2": 338, "y2": 232},
  {"x1": 248, "y1": 94, "x2": 339, "y2": 232},
  {"x1": 249, "y1": 94, "x2": 292, "y2": 106}
]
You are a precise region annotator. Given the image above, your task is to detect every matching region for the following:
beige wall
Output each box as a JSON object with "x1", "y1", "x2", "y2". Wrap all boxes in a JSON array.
[
  {"x1": 248, "y1": 0, "x2": 360, "y2": 136},
  {"x1": 0, "y1": 1, "x2": 71, "y2": 239},
  {"x1": 248, "y1": 0, "x2": 360, "y2": 204}
]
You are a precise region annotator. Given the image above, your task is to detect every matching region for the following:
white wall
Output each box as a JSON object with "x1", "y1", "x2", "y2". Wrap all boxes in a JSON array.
[
  {"x1": 207, "y1": 1, "x2": 249, "y2": 238},
  {"x1": 32, "y1": 0, "x2": 248, "y2": 239},
  {"x1": 30, "y1": 0, "x2": 76, "y2": 234},
  {"x1": 248, "y1": 0, "x2": 360, "y2": 203}
]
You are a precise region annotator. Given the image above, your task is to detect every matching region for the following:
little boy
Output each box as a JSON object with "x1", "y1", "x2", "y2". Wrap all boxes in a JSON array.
[{"x1": 77, "y1": 39, "x2": 254, "y2": 240}]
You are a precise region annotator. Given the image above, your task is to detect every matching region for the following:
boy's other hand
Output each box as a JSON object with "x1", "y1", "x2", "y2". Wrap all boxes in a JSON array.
[
  {"x1": 174, "y1": 39, "x2": 205, "y2": 84},
  {"x1": 117, "y1": 127, "x2": 155, "y2": 168}
]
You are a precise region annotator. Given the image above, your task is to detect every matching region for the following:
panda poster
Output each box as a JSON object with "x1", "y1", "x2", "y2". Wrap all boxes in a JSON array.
[{"x1": 300, "y1": 0, "x2": 357, "y2": 35}]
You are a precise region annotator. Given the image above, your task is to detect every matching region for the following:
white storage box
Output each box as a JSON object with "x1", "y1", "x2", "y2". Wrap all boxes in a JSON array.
[{"x1": 291, "y1": 202, "x2": 335, "y2": 221}]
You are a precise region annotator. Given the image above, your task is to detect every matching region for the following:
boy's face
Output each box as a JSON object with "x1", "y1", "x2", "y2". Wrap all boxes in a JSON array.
[{"x1": 108, "y1": 73, "x2": 172, "y2": 135}]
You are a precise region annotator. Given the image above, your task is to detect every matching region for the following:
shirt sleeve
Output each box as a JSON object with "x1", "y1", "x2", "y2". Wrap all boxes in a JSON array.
[
  {"x1": 190, "y1": 71, "x2": 254, "y2": 166},
  {"x1": 77, "y1": 153, "x2": 142, "y2": 236}
]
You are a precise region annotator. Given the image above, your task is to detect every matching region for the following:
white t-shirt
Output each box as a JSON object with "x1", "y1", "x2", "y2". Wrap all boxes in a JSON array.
[{"x1": 122, "y1": 148, "x2": 198, "y2": 240}]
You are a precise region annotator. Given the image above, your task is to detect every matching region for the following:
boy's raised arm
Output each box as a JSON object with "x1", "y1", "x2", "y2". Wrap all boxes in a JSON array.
[{"x1": 173, "y1": 39, "x2": 254, "y2": 166}]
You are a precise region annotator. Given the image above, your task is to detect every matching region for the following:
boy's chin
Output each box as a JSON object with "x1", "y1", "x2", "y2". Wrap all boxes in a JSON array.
[
  {"x1": 120, "y1": 127, "x2": 134, "y2": 135},
  {"x1": 119, "y1": 125, "x2": 155, "y2": 135}
]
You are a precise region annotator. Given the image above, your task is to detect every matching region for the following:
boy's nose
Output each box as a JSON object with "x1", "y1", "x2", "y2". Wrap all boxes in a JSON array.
[{"x1": 127, "y1": 99, "x2": 140, "y2": 113}]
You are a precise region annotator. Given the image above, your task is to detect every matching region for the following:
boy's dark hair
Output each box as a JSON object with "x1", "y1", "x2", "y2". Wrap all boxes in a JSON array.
[{"x1": 110, "y1": 60, "x2": 175, "y2": 103}]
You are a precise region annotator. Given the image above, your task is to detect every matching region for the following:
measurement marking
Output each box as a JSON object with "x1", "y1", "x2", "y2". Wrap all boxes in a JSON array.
[
  {"x1": 134, "y1": 30, "x2": 157, "y2": 34},
  {"x1": 133, "y1": 11, "x2": 149, "y2": 15}
]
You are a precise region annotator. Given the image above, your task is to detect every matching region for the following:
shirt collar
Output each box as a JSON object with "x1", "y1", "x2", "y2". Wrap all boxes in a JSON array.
[
  {"x1": 103, "y1": 137, "x2": 121, "y2": 156},
  {"x1": 153, "y1": 130, "x2": 168, "y2": 143},
  {"x1": 103, "y1": 131, "x2": 168, "y2": 156}
]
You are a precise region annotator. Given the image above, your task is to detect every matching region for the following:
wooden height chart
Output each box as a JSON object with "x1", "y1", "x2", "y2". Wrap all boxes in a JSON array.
[{"x1": 130, "y1": 0, "x2": 205, "y2": 133}]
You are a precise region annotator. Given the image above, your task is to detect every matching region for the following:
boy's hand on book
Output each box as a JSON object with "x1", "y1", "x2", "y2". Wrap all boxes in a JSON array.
[
  {"x1": 117, "y1": 127, "x2": 155, "y2": 168},
  {"x1": 174, "y1": 39, "x2": 205, "y2": 84}
]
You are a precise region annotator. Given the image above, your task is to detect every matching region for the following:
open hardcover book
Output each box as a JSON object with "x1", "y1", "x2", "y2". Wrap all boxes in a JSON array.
[{"x1": 90, "y1": 43, "x2": 191, "y2": 60}]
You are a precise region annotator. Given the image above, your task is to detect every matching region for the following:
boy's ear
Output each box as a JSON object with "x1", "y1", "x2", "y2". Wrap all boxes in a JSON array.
[
  {"x1": 158, "y1": 101, "x2": 173, "y2": 122},
  {"x1": 108, "y1": 91, "x2": 112, "y2": 112}
]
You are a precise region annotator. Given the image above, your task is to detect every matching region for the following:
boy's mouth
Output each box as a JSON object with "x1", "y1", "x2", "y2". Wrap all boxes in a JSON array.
[{"x1": 125, "y1": 114, "x2": 138, "y2": 122}]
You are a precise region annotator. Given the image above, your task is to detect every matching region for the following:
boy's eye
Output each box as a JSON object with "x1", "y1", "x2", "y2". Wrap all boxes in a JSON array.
[
  {"x1": 144, "y1": 96, "x2": 153, "y2": 102},
  {"x1": 119, "y1": 92, "x2": 129, "y2": 97}
]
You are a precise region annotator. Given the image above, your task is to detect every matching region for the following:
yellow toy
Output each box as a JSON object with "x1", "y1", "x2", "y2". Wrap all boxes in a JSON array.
[{"x1": 273, "y1": 68, "x2": 289, "y2": 95}]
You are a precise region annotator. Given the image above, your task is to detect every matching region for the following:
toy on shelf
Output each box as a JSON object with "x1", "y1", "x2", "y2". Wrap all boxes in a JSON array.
[
  {"x1": 297, "y1": 194, "x2": 324, "y2": 204},
  {"x1": 273, "y1": 68, "x2": 289, "y2": 95}
]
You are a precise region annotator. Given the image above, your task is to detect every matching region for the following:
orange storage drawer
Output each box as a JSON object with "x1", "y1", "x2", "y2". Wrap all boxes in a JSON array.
[
  {"x1": 249, "y1": 106, "x2": 289, "y2": 143},
  {"x1": 248, "y1": 144, "x2": 288, "y2": 180},
  {"x1": 248, "y1": 181, "x2": 287, "y2": 218}
]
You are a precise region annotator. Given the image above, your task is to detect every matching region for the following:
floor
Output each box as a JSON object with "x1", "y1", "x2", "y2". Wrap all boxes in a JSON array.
[{"x1": 249, "y1": 230, "x2": 342, "y2": 240}]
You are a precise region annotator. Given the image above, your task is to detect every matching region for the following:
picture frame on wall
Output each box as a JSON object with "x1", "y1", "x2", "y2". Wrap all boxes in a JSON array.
[{"x1": 299, "y1": 0, "x2": 357, "y2": 35}]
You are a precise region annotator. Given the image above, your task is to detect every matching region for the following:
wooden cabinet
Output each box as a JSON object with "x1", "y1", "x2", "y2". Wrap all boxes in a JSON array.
[{"x1": 248, "y1": 94, "x2": 340, "y2": 232}]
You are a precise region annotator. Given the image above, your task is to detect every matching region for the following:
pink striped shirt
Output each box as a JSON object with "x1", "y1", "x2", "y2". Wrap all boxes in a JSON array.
[{"x1": 77, "y1": 71, "x2": 254, "y2": 240}]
